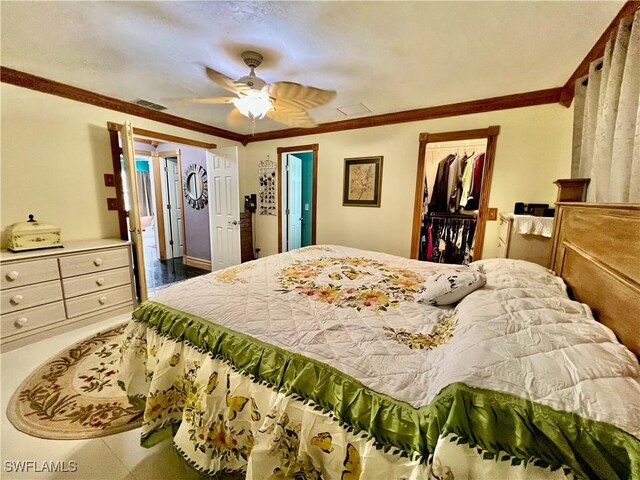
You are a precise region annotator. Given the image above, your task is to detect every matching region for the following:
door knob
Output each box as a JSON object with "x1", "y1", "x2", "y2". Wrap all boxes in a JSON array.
[{"x1": 230, "y1": 220, "x2": 239, "y2": 226}]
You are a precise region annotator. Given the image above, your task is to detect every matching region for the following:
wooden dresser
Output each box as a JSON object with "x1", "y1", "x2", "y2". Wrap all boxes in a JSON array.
[
  {"x1": 1, "y1": 239, "x2": 135, "y2": 351},
  {"x1": 496, "y1": 214, "x2": 552, "y2": 267},
  {"x1": 240, "y1": 212, "x2": 254, "y2": 263}
]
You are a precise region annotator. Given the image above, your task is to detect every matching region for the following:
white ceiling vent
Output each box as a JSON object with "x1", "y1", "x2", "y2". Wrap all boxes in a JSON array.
[
  {"x1": 131, "y1": 99, "x2": 167, "y2": 111},
  {"x1": 336, "y1": 103, "x2": 372, "y2": 117}
]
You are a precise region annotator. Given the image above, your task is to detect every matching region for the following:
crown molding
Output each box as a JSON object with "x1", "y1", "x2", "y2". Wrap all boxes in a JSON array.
[
  {"x1": 2, "y1": 66, "x2": 564, "y2": 145},
  {"x1": 243, "y1": 88, "x2": 562, "y2": 144},
  {"x1": 559, "y1": 1, "x2": 640, "y2": 107},
  {"x1": 0, "y1": 66, "x2": 244, "y2": 143}
]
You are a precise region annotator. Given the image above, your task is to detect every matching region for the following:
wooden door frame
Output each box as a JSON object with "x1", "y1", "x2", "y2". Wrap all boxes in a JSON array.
[
  {"x1": 410, "y1": 126, "x2": 500, "y2": 260},
  {"x1": 156, "y1": 150, "x2": 187, "y2": 260},
  {"x1": 149, "y1": 153, "x2": 167, "y2": 259},
  {"x1": 107, "y1": 122, "x2": 216, "y2": 241},
  {"x1": 277, "y1": 144, "x2": 319, "y2": 253}
]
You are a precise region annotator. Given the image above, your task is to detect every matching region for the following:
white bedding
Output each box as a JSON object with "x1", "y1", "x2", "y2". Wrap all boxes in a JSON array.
[
  {"x1": 148, "y1": 245, "x2": 640, "y2": 439},
  {"x1": 118, "y1": 245, "x2": 640, "y2": 478}
]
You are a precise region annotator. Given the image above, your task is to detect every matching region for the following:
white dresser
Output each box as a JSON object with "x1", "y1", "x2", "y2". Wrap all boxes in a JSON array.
[
  {"x1": 496, "y1": 214, "x2": 552, "y2": 267},
  {"x1": 1, "y1": 239, "x2": 136, "y2": 351}
]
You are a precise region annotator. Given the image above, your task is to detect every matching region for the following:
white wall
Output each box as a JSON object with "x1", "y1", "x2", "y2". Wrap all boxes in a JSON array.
[
  {"x1": 0, "y1": 83, "x2": 239, "y2": 248},
  {"x1": 240, "y1": 103, "x2": 573, "y2": 259}
]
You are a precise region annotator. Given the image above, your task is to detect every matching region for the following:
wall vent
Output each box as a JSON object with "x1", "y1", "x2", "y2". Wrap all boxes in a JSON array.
[
  {"x1": 336, "y1": 103, "x2": 372, "y2": 116},
  {"x1": 131, "y1": 99, "x2": 168, "y2": 111}
]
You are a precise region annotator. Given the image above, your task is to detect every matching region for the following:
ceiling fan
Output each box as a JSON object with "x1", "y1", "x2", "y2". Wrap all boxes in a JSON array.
[{"x1": 192, "y1": 51, "x2": 336, "y2": 129}]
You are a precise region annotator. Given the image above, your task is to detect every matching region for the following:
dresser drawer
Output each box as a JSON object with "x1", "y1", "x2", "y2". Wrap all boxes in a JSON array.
[
  {"x1": 65, "y1": 285, "x2": 132, "y2": 318},
  {"x1": 59, "y1": 247, "x2": 129, "y2": 278},
  {"x1": 1, "y1": 301, "x2": 66, "y2": 339},
  {"x1": 1, "y1": 258, "x2": 59, "y2": 289},
  {"x1": 1, "y1": 280, "x2": 63, "y2": 314},
  {"x1": 63, "y1": 267, "x2": 131, "y2": 298},
  {"x1": 496, "y1": 237, "x2": 508, "y2": 258}
]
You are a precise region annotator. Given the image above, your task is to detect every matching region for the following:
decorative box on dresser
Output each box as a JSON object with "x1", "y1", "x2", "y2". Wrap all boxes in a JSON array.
[
  {"x1": 496, "y1": 213, "x2": 552, "y2": 267},
  {"x1": 1, "y1": 239, "x2": 136, "y2": 351}
]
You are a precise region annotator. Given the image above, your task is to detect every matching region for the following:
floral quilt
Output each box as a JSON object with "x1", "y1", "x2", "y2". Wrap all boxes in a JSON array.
[{"x1": 118, "y1": 245, "x2": 640, "y2": 479}]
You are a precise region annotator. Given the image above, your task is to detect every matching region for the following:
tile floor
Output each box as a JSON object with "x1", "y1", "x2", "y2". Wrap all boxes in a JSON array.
[
  {"x1": 143, "y1": 223, "x2": 209, "y2": 297},
  {"x1": 145, "y1": 257, "x2": 209, "y2": 296},
  {"x1": 0, "y1": 313, "x2": 220, "y2": 480}
]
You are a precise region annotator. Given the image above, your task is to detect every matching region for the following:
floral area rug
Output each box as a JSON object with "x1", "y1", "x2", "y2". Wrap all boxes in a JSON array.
[{"x1": 6, "y1": 323, "x2": 143, "y2": 439}]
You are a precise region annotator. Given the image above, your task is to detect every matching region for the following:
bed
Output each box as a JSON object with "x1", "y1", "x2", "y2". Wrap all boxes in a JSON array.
[{"x1": 118, "y1": 203, "x2": 640, "y2": 479}]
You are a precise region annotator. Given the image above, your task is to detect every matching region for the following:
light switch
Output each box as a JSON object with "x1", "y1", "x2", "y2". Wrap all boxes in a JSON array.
[
  {"x1": 304, "y1": 204, "x2": 309, "y2": 211},
  {"x1": 487, "y1": 208, "x2": 498, "y2": 221},
  {"x1": 104, "y1": 174, "x2": 115, "y2": 187}
]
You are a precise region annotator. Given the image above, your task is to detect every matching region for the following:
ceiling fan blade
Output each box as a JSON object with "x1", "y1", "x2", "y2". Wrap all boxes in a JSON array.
[
  {"x1": 268, "y1": 82, "x2": 336, "y2": 110},
  {"x1": 227, "y1": 107, "x2": 250, "y2": 129},
  {"x1": 205, "y1": 67, "x2": 250, "y2": 95},
  {"x1": 189, "y1": 96, "x2": 236, "y2": 104},
  {"x1": 267, "y1": 105, "x2": 317, "y2": 128}
]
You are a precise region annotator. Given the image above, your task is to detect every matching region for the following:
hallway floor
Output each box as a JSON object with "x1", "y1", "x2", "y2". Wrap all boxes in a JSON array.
[
  {"x1": 145, "y1": 257, "x2": 209, "y2": 295},
  {"x1": 142, "y1": 221, "x2": 209, "y2": 296}
]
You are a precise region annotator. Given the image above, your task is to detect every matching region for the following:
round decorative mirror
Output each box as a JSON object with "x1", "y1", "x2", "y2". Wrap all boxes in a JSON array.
[{"x1": 183, "y1": 164, "x2": 208, "y2": 210}]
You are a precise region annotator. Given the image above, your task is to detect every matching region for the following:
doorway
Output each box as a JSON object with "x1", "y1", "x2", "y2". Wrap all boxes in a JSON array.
[
  {"x1": 277, "y1": 144, "x2": 318, "y2": 252},
  {"x1": 108, "y1": 122, "x2": 239, "y2": 301},
  {"x1": 410, "y1": 126, "x2": 500, "y2": 263},
  {"x1": 157, "y1": 154, "x2": 184, "y2": 260}
]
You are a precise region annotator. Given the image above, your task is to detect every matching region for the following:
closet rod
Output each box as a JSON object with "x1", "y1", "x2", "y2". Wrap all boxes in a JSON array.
[
  {"x1": 427, "y1": 141, "x2": 487, "y2": 150},
  {"x1": 428, "y1": 212, "x2": 478, "y2": 219}
]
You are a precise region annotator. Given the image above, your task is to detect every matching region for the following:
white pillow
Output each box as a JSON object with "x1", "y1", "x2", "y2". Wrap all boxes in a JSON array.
[{"x1": 417, "y1": 270, "x2": 486, "y2": 306}]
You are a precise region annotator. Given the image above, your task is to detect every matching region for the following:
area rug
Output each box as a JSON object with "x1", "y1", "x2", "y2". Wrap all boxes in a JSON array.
[{"x1": 6, "y1": 323, "x2": 143, "y2": 439}]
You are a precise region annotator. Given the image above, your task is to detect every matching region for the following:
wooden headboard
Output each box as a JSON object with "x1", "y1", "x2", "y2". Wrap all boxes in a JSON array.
[{"x1": 549, "y1": 203, "x2": 640, "y2": 357}]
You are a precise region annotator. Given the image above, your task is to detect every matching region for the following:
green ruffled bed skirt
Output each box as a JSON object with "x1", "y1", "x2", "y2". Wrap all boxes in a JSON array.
[{"x1": 130, "y1": 300, "x2": 640, "y2": 479}]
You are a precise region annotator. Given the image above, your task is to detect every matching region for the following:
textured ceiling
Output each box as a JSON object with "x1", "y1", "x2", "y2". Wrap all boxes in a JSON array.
[{"x1": 0, "y1": 1, "x2": 624, "y2": 135}]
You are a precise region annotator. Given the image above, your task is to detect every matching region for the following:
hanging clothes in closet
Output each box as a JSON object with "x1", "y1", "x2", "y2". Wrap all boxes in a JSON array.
[
  {"x1": 419, "y1": 149, "x2": 486, "y2": 264},
  {"x1": 460, "y1": 152, "x2": 485, "y2": 210},
  {"x1": 425, "y1": 215, "x2": 477, "y2": 264},
  {"x1": 427, "y1": 154, "x2": 453, "y2": 213}
]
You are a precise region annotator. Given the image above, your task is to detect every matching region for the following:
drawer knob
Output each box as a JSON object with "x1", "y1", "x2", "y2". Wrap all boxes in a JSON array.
[
  {"x1": 14, "y1": 317, "x2": 28, "y2": 328},
  {"x1": 96, "y1": 277, "x2": 105, "y2": 286},
  {"x1": 10, "y1": 294, "x2": 24, "y2": 305},
  {"x1": 93, "y1": 258, "x2": 103, "y2": 267},
  {"x1": 98, "y1": 296, "x2": 108, "y2": 305},
  {"x1": 6, "y1": 270, "x2": 19, "y2": 281}
]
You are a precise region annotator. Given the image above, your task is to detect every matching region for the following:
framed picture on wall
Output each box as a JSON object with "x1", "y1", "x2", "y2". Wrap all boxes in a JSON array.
[{"x1": 343, "y1": 156, "x2": 383, "y2": 207}]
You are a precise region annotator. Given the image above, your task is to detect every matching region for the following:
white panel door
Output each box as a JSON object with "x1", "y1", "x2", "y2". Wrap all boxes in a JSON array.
[
  {"x1": 165, "y1": 158, "x2": 184, "y2": 257},
  {"x1": 207, "y1": 147, "x2": 241, "y2": 271},
  {"x1": 287, "y1": 155, "x2": 302, "y2": 250},
  {"x1": 120, "y1": 121, "x2": 147, "y2": 301}
]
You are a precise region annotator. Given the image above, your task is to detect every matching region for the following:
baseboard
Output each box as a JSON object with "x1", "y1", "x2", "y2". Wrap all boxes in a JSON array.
[{"x1": 183, "y1": 255, "x2": 212, "y2": 271}]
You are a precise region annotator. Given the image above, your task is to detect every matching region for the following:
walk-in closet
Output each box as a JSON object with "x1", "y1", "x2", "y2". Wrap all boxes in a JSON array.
[{"x1": 411, "y1": 127, "x2": 500, "y2": 264}]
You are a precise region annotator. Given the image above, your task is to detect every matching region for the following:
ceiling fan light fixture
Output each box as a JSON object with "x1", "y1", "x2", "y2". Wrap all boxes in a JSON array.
[{"x1": 232, "y1": 89, "x2": 274, "y2": 119}]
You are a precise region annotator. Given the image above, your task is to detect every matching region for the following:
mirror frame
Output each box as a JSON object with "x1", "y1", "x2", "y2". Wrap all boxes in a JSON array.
[{"x1": 183, "y1": 163, "x2": 209, "y2": 210}]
